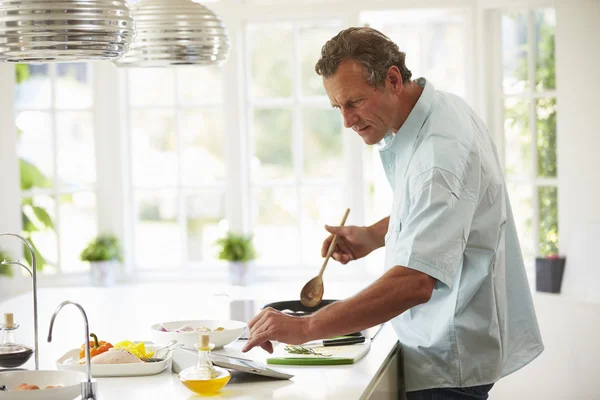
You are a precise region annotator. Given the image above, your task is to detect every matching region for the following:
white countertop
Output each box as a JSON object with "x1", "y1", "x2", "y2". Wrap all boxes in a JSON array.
[{"x1": 0, "y1": 282, "x2": 400, "y2": 399}]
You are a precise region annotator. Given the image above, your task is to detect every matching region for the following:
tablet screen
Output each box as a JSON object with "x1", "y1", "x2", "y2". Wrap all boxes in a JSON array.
[{"x1": 211, "y1": 354, "x2": 293, "y2": 380}]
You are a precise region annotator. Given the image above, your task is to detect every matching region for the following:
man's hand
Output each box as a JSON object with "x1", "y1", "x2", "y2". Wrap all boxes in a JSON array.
[
  {"x1": 321, "y1": 224, "x2": 383, "y2": 264},
  {"x1": 241, "y1": 308, "x2": 311, "y2": 353}
]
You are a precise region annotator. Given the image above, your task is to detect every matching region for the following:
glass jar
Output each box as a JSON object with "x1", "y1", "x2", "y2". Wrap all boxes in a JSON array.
[
  {"x1": 178, "y1": 334, "x2": 231, "y2": 395},
  {"x1": 0, "y1": 313, "x2": 33, "y2": 369}
]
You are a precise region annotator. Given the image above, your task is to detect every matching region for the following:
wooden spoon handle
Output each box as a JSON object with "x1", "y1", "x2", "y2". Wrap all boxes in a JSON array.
[{"x1": 319, "y1": 208, "x2": 351, "y2": 277}]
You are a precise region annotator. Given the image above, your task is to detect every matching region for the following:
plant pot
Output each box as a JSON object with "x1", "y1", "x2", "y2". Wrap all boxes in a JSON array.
[
  {"x1": 536, "y1": 256, "x2": 566, "y2": 293},
  {"x1": 228, "y1": 261, "x2": 252, "y2": 286},
  {"x1": 90, "y1": 260, "x2": 118, "y2": 287}
]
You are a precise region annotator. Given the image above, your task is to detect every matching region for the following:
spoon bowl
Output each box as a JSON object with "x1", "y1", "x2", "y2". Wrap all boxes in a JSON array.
[
  {"x1": 300, "y1": 276, "x2": 325, "y2": 308},
  {"x1": 300, "y1": 208, "x2": 350, "y2": 307}
]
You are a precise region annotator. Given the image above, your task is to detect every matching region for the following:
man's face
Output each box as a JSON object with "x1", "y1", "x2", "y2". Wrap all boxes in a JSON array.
[{"x1": 323, "y1": 60, "x2": 398, "y2": 145}]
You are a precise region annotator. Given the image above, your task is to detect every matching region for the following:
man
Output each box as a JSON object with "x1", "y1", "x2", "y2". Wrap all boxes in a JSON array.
[{"x1": 242, "y1": 27, "x2": 543, "y2": 399}]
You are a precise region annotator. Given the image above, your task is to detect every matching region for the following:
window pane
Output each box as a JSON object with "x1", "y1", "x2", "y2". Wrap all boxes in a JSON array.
[
  {"x1": 361, "y1": 9, "x2": 467, "y2": 97},
  {"x1": 252, "y1": 187, "x2": 299, "y2": 265},
  {"x1": 16, "y1": 111, "x2": 54, "y2": 188},
  {"x1": 186, "y1": 189, "x2": 226, "y2": 263},
  {"x1": 538, "y1": 186, "x2": 558, "y2": 256},
  {"x1": 299, "y1": 22, "x2": 341, "y2": 97},
  {"x1": 536, "y1": 97, "x2": 557, "y2": 178},
  {"x1": 502, "y1": 12, "x2": 529, "y2": 94},
  {"x1": 15, "y1": 64, "x2": 51, "y2": 109},
  {"x1": 177, "y1": 66, "x2": 223, "y2": 105},
  {"x1": 504, "y1": 98, "x2": 531, "y2": 178},
  {"x1": 302, "y1": 108, "x2": 343, "y2": 179},
  {"x1": 128, "y1": 68, "x2": 175, "y2": 107},
  {"x1": 535, "y1": 9, "x2": 556, "y2": 91},
  {"x1": 301, "y1": 186, "x2": 344, "y2": 266},
  {"x1": 56, "y1": 111, "x2": 96, "y2": 188},
  {"x1": 22, "y1": 196, "x2": 57, "y2": 272},
  {"x1": 252, "y1": 108, "x2": 293, "y2": 181},
  {"x1": 249, "y1": 23, "x2": 293, "y2": 98},
  {"x1": 507, "y1": 183, "x2": 534, "y2": 262},
  {"x1": 181, "y1": 109, "x2": 225, "y2": 185},
  {"x1": 131, "y1": 110, "x2": 177, "y2": 187},
  {"x1": 134, "y1": 190, "x2": 182, "y2": 268},
  {"x1": 59, "y1": 193, "x2": 97, "y2": 273},
  {"x1": 55, "y1": 63, "x2": 92, "y2": 109}
]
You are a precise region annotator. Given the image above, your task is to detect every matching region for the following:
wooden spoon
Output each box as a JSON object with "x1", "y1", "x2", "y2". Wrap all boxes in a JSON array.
[{"x1": 300, "y1": 208, "x2": 351, "y2": 307}]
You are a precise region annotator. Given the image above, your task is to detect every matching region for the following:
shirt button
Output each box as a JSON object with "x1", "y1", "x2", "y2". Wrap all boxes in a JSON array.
[{"x1": 387, "y1": 164, "x2": 392, "y2": 168}]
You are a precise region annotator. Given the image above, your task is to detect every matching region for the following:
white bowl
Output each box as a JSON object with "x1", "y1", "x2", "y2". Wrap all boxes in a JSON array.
[
  {"x1": 0, "y1": 370, "x2": 86, "y2": 400},
  {"x1": 150, "y1": 319, "x2": 247, "y2": 350}
]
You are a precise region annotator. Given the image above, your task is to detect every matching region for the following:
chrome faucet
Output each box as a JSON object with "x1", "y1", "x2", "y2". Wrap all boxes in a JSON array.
[
  {"x1": 48, "y1": 301, "x2": 97, "y2": 400},
  {"x1": 0, "y1": 233, "x2": 39, "y2": 370}
]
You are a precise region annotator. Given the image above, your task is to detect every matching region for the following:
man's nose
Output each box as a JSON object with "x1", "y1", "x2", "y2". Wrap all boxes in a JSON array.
[{"x1": 342, "y1": 109, "x2": 357, "y2": 129}]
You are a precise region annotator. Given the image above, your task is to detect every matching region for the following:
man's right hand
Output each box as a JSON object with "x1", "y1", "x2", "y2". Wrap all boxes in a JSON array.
[{"x1": 320, "y1": 224, "x2": 383, "y2": 264}]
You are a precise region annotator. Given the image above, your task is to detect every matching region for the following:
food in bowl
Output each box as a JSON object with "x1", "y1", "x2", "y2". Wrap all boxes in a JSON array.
[
  {"x1": 151, "y1": 320, "x2": 247, "y2": 350},
  {"x1": 158, "y1": 324, "x2": 225, "y2": 333},
  {"x1": 0, "y1": 370, "x2": 85, "y2": 399},
  {"x1": 0, "y1": 383, "x2": 65, "y2": 391}
]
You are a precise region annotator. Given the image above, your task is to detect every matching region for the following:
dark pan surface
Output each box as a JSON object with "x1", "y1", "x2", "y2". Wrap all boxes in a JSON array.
[{"x1": 262, "y1": 299, "x2": 338, "y2": 316}]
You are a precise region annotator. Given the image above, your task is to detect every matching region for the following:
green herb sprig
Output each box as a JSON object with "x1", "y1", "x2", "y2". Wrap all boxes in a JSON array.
[{"x1": 284, "y1": 345, "x2": 331, "y2": 357}]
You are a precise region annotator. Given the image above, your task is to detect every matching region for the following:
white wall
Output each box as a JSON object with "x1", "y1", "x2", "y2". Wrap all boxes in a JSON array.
[
  {"x1": 491, "y1": 293, "x2": 600, "y2": 400},
  {"x1": 492, "y1": 2, "x2": 600, "y2": 399},
  {"x1": 556, "y1": 0, "x2": 600, "y2": 261}
]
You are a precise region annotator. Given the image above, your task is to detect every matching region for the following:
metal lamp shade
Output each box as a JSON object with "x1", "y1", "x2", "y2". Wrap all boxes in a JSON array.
[
  {"x1": 116, "y1": 0, "x2": 230, "y2": 67},
  {"x1": 0, "y1": 0, "x2": 135, "y2": 63}
]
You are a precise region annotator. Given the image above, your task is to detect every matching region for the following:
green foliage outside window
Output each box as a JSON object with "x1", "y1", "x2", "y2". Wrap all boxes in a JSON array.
[
  {"x1": 15, "y1": 64, "x2": 53, "y2": 271},
  {"x1": 505, "y1": 12, "x2": 558, "y2": 256}
]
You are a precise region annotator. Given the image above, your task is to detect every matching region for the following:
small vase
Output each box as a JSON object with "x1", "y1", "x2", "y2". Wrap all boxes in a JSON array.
[
  {"x1": 228, "y1": 261, "x2": 251, "y2": 286},
  {"x1": 90, "y1": 260, "x2": 118, "y2": 287}
]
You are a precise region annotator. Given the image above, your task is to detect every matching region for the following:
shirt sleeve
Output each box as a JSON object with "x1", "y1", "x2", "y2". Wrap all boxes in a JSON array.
[{"x1": 390, "y1": 167, "x2": 477, "y2": 289}]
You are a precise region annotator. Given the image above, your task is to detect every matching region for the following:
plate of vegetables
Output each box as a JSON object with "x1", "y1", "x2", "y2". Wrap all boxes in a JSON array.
[{"x1": 56, "y1": 334, "x2": 174, "y2": 377}]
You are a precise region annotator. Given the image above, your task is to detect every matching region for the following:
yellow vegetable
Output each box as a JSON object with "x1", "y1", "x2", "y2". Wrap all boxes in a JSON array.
[{"x1": 114, "y1": 340, "x2": 154, "y2": 359}]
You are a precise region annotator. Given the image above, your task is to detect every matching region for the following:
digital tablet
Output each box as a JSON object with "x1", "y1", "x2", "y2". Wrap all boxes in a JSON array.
[{"x1": 211, "y1": 354, "x2": 294, "y2": 380}]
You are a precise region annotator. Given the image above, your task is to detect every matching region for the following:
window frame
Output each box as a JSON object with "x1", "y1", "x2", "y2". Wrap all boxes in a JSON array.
[
  {"x1": 0, "y1": 0, "x2": 559, "y2": 286},
  {"x1": 485, "y1": 5, "x2": 558, "y2": 274}
]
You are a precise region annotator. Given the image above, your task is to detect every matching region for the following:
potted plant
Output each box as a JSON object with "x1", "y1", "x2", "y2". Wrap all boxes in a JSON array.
[
  {"x1": 536, "y1": 253, "x2": 566, "y2": 293},
  {"x1": 80, "y1": 235, "x2": 123, "y2": 287},
  {"x1": 215, "y1": 232, "x2": 257, "y2": 286}
]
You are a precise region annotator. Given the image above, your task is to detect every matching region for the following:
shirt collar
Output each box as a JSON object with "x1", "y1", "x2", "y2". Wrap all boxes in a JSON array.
[{"x1": 377, "y1": 77, "x2": 434, "y2": 153}]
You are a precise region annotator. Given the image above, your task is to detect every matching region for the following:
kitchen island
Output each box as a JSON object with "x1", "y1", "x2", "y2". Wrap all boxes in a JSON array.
[{"x1": 0, "y1": 283, "x2": 402, "y2": 399}]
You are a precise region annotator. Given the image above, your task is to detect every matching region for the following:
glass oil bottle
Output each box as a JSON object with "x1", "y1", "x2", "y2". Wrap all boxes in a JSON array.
[
  {"x1": 0, "y1": 313, "x2": 33, "y2": 369},
  {"x1": 178, "y1": 334, "x2": 231, "y2": 395}
]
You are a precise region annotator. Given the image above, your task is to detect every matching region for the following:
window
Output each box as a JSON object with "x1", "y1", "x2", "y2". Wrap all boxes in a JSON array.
[
  {"x1": 500, "y1": 9, "x2": 557, "y2": 264},
  {"x1": 360, "y1": 9, "x2": 471, "y2": 274},
  {"x1": 15, "y1": 63, "x2": 98, "y2": 274},
  {"x1": 126, "y1": 67, "x2": 227, "y2": 270},
  {"x1": 246, "y1": 20, "x2": 347, "y2": 268}
]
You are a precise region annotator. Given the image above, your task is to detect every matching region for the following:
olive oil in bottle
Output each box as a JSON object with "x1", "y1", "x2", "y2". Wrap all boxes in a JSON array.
[{"x1": 179, "y1": 334, "x2": 231, "y2": 396}]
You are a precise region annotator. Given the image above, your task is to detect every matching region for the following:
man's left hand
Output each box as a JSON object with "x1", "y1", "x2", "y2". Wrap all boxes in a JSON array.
[{"x1": 241, "y1": 307, "x2": 311, "y2": 353}]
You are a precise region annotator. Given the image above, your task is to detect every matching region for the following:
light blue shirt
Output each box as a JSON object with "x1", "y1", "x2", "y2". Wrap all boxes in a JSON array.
[{"x1": 379, "y1": 78, "x2": 544, "y2": 391}]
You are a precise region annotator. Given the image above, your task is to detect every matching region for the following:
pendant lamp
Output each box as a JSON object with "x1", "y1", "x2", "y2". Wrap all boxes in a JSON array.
[
  {"x1": 116, "y1": 0, "x2": 230, "y2": 67},
  {"x1": 0, "y1": 0, "x2": 135, "y2": 62}
]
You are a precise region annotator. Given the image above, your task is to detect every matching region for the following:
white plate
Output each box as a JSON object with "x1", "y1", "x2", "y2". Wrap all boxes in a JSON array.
[
  {"x1": 56, "y1": 343, "x2": 171, "y2": 377},
  {"x1": 0, "y1": 370, "x2": 85, "y2": 400},
  {"x1": 150, "y1": 319, "x2": 247, "y2": 350}
]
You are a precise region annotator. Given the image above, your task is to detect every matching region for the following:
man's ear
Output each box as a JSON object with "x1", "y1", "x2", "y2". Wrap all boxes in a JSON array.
[{"x1": 387, "y1": 66, "x2": 403, "y2": 91}]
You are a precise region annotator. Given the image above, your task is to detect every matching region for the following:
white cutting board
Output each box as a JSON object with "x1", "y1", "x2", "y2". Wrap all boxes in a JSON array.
[{"x1": 266, "y1": 339, "x2": 371, "y2": 365}]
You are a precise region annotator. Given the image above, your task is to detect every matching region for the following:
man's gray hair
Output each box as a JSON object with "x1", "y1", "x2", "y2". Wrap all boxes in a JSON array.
[{"x1": 315, "y1": 27, "x2": 412, "y2": 87}]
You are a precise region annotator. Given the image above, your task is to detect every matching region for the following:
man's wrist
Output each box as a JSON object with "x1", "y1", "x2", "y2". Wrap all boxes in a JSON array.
[
  {"x1": 304, "y1": 314, "x2": 319, "y2": 341},
  {"x1": 368, "y1": 219, "x2": 388, "y2": 249}
]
